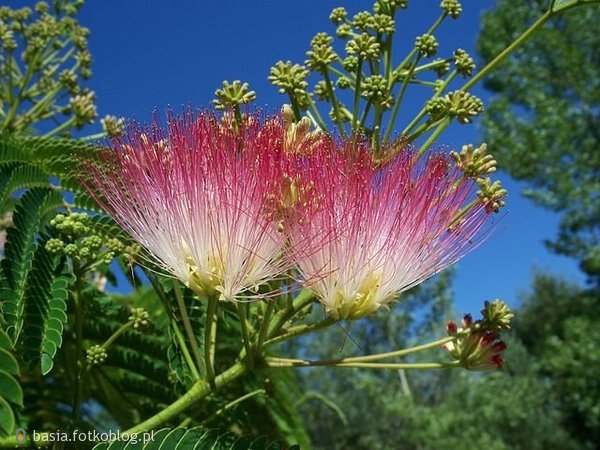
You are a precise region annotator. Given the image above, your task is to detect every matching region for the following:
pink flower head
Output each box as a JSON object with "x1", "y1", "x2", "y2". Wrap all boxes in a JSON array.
[
  {"x1": 85, "y1": 111, "x2": 290, "y2": 301},
  {"x1": 286, "y1": 141, "x2": 494, "y2": 320}
]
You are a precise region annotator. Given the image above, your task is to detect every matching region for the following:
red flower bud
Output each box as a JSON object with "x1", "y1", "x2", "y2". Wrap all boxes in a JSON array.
[{"x1": 447, "y1": 320, "x2": 458, "y2": 336}]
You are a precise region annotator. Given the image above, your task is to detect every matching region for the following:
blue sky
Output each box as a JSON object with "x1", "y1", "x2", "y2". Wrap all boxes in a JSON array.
[{"x1": 15, "y1": 0, "x2": 584, "y2": 313}]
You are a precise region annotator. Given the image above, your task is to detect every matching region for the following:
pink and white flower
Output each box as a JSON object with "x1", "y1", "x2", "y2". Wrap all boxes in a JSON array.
[
  {"x1": 286, "y1": 142, "x2": 495, "y2": 319},
  {"x1": 85, "y1": 112, "x2": 290, "y2": 301}
]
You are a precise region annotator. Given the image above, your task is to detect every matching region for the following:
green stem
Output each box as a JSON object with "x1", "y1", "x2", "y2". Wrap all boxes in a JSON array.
[
  {"x1": 69, "y1": 266, "x2": 85, "y2": 428},
  {"x1": 173, "y1": 281, "x2": 205, "y2": 377},
  {"x1": 357, "y1": 98, "x2": 374, "y2": 132},
  {"x1": 204, "y1": 296, "x2": 219, "y2": 385},
  {"x1": 43, "y1": 115, "x2": 75, "y2": 137},
  {"x1": 418, "y1": 117, "x2": 452, "y2": 156},
  {"x1": 256, "y1": 300, "x2": 275, "y2": 351},
  {"x1": 200, "y1": 389, "x2": 265, "y2": 426},
  {"x1": 402, "y1": 109, "x2": 428, "y2": 136},
  {"x1": 323, "y1": 334, "x2": 457, "y2": 364},
  {"x1": 460, "y1": 10, "x2": 552, "y2": 93},
  {"x1": 307, "y1": 100, "x2": 327, "y2": 130},
  {"x1": 287, "y1": 93, "x2": 302, "y2": 121},
  {"x1": 383, "y1": 57, "x2": 420, "y2": 144},
  {"x1": 323, "y1": 68, "x2": 346, "y2": 137},
  {"x1": 171, "y1": 318, "x2": 201, "y2": 381},
  {"x1": 102, "y1": 322, "x2": 132, "y2": 350},
  {"x1": 266, "y1": 357, "x2": 459, "y2": 370},
  {"x1": 124, "y1": 362, "x2": 247, "y2": 434},
  {"x1": 267, "y1": 288, "x2": 314, "y2": 338},
  {"x1": 265, "y1": 316, "x2": 336, "y2": 347},
  {"x1": 237, "y1": 302, "x2": 254, "y2": 367},
  {"x1": 351, "y1": 57, "x2": 364, "y2": 133},
  {"x1": 384, "y1": 35, "x2": 393, "y2": 79}
]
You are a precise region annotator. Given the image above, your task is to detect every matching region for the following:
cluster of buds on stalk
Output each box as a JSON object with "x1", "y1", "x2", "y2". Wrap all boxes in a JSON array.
[
  {"x1": 450, "y1": 143, "x2": 507, "y2": 216},
  {"x1": 86, "y1": 306, "x2": 151, "y2": 367},
  {"x1": 45, "y1": 212, "x2": 140, "y2": 269},
  {"x1": 101, "y1": 114, "x2": 126, "y2": 138},
  {"x1": 0, "y1": 1, "x2": 97, "y2": 135},
  {"x1": 443, "y1": 299, "x2": 513, "y2": 370}
]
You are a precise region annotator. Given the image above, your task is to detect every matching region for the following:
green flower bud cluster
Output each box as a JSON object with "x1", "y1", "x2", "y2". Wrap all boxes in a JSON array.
[
  {"x1": 129, "y1": 307, "x2": 151, "y2": 330},
  {"x1": 336, "y1": 76, "x2": 351, "y2": 89},
  {"x1": 329, "y1": 7, "x2": 348, "y2": 24},
  {"x1": 373, "y1": 0, "x2": 408, "y2": 16},
  {"x1": 123, "y1": 243, "x2": 142, "y2": 266},
  {"x1": 336, "y1": 24, "x2": 353, "y2": 39},
  {"x1": 476, "y1": 178, "x2": 507, "y2": 213},
  {"x1": 415, "y1": 33, "x2": 438, "y2": 58},
  {"x1": 481, "y1": 299, "x2": 514, "y2": 336},
  {"x1": 343, "y1": 10, "x2": 397, "y2": 34},
  {"x1": 372, "y1": 14, "x2": 395, "y2": 34},
  {"x1": 86, "y1": 344, "x2": 107, "y2": 366},
  {"x1": 353, "y1": 12, "x2": 373, "y2": 32},
  {"x1": 67, "y1": 91, "x2": 98, "y2": 128},
  {"x1": 268, "y1": 61, "x2": 310, "y2": 108},
  {"x1": 0, "y1": 1, "x2": 95, "y2": 135},
  {"x1": 306, "y1": 33, "x2": 337, "y2": 72},
  {"x1": 342, "y1": 56, "x2": 359, "y2": 72},
  {"x1": 453, "y1": 48, "x2": 475, "y2": 77},
  {"x1": 451, "y1": 143, "x2": 497, "y2": 178},
  {"x1": 212, "y1": 80, "x2": 256, "y2": 110},
  {"x1": 362, "y1": 74, "x2": 393, "y2": 109},
  {"x1": 441, "y1": 0, "x2": 462, "y2": 19},
  {"x1": 448, "y1": 91, "x2": 483, "y2": 123},
  {"x1": 425, "y1": 97, "x2": 448, "y2": 120},
  {"x1": 426, "y1": 91, "x2": 484, "y2": 124},
  {"x1": 101, "y1": 115, "x2": 125, "y2": 138},
  {"x1": 50, "y1": 213, "x2": 91, "y2": 238},
  {"x1": 346, "y1": 33, "x2": 380, "y2": 60},
  {"x1": 45, "y1": 212, "x2": 133, "y2": 265}
]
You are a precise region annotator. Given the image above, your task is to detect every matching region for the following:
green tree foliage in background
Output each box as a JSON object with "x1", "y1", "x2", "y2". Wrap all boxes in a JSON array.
[{"x1": 478, "y1": 0, "x2": 600, "y2": 279}]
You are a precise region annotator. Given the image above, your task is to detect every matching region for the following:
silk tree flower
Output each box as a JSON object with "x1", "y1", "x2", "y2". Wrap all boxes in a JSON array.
[
  {"x1": 285, "y1": 142, "x2": 496, "y2": 320},
  {"x1": 85, "y1": 111, "x2": 292, "y2": 301}
]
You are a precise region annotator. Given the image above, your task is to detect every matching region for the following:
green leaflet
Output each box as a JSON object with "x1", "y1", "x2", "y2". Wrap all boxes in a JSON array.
[
  {"x1": 40, "y1": 274, "x2": 75, "y2": 375},
  {"x1": 91, "y1": 427, "x2": 300, "y2": 450},
  {"x1": 0, "y1": 329, "x2": 22, "y2": 436},
  {"x1": 0, "y1": 162, "x2": 54, "y2": 208},
  {"x1": 0, "y1": 188, "x2": 65, "y2": 343},
  {"x1": 550, "y1": 0, "x2": 600, "y2": 13},
  {"x1": 19, "y1": 238, "x2": 73, "y2": 376}
]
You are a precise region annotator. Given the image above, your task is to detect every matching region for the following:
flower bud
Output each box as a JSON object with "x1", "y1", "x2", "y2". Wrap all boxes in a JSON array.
[
  {"x1": 129, "y1": 307, "x2": 151, "y2": 330},
  {"x1": 86, "y1": 345, "x2": 107, "y2": 366},
  {"x1": 441, "y1": 0, "x2": 462, "y2": 19},
  {"x1": 481, "y1": 299, "x2": 513, "y2": 336},
  {"x1": 330, "y1": 7, "x2": 347, "y2": 24},
  {"x1": 346, "y1": 33, "x2": 380, "y2": 60},
  {"x1": 213, "y1": 80, "x2": 256, "y2": 110},
  {"x1": 454, "y1": 48, "x2": 475, "y2": 77},
  {"x1": 415, "y1": 34, "x2": 438, "y2": 58}
]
